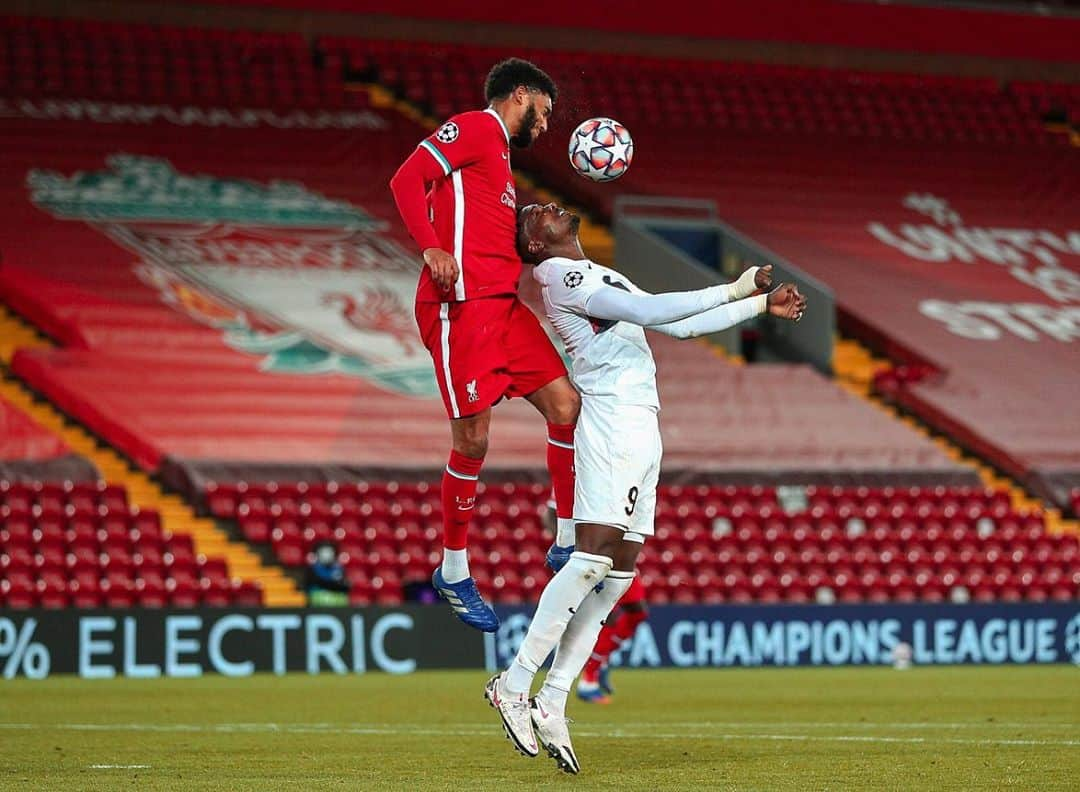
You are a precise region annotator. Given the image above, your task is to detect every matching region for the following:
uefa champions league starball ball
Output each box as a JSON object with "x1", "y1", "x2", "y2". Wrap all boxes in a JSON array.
[{"x1": 568, "y1": 117, "x2": 633, "y2": 182}]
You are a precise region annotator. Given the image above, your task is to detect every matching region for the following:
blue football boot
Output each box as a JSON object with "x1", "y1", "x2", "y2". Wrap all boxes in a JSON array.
[
  {"x1": 545, "y1": 543, "x2": 574, "y2": 573},
  {"x1": 597, "y1": 665, "x2": 614, "y2": 696},
  {"x1": 431, "y1": 567, "x2": 500, "y2": 632}
]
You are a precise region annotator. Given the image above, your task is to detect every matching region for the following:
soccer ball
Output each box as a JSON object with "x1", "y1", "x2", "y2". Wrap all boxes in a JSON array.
[{"x1": 568, "y1": 117, "x2": 633, "y2": 183}]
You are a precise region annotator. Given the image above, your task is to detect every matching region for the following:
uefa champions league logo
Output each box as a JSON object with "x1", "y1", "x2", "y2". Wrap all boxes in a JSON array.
[
  {"x1": 495, "y1": 613, "x2": 533, "y2": 668},
  {"x1": 1064, "y1": 614, "x2": 1080, "y2": 665},
  {"x1": 435, "y1": 121, "x2": 459, "y2": 143}
]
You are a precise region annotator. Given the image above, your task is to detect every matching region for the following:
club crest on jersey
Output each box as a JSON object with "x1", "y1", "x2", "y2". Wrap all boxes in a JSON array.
[
  {"x1": 435, "y1": 122, "x2": 459, "y2": 143},
  {"x1": 564, "y1": 271, "x2": 584, "y2": 288},
  {"x1": 500, "y1": 180, "x2": 516, "y2": 209}
]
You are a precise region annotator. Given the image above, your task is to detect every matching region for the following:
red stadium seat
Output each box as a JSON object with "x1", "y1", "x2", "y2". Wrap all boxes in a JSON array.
[
  {"x1": 232, "y1": 580, "x2": 264, "y2": 607},
  {"x1": 101, "y1": 579, "x2": 135, "y2": 608},
  {"x1": 1, "y1": 578, "x2": 38, "y2": 609},
  {"x1": 68, "y1": 578, "x2": 103, "y2": 608},
  {"x1": 167, "y1": 577, "x2": 201, "y2": 608}
]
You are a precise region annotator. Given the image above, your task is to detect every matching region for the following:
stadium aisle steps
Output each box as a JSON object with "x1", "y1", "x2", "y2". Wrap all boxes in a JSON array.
[
  {"x1": 833, "y1": 336, "x2": 1079, "y2": 538},
  {"x1": 0, "y1": 305, "x2": 49, "y2": 362},
  {"x1": 0, "y1": 306, "x2": 306, "y2": 606}
]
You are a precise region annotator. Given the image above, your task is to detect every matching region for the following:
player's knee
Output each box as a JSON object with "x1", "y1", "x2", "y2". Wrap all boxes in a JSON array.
[
  {"x1": 545, "y1": 384, "x2": 580, "y2": 425},
  {"x1": 557, "y1": 386, "x2": 583, "y2": 423},
  {"x1": 452, "y1": 428, "x2": 489, "y2": 458},
  {"x1": 567, "y1": 551, "x2": 613, "y2": 582}
]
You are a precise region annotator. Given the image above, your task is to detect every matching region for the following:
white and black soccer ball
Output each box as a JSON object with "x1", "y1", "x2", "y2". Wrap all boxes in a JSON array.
[{"x1": 568, "y1": 117, "x2": 633, "y2": 183}]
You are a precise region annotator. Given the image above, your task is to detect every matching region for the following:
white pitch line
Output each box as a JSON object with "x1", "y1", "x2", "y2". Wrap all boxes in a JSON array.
[
  {"x1": 1, "y1": 722, "x2": 1077, "y2": 748},
  {"x1": 631, "y1": 720, "x2": 1080, "y2": 730},
  {"x1": 589, "y1": 731, "x2": 1080, "y2": 748},
  {"x1": 2, "y1": 720, "x2": 1074, "y2": 732},
  {"x1": 89, "y1": 765, "x2": 150, "y2": 769}
]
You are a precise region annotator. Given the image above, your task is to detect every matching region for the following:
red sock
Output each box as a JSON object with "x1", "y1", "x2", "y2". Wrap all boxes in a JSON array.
[
  {"x1": 441, "y1": 450, "x2": 484, "y2": 551},
  {"x1": 584, "y1": 606, "x2": 648, "y2": 676},
  {"x1": 621, "y1": 576, "x2": 648, "y2": 607},
  {"x1": 546, "y1": 422, "x2": 575, "y2": 519}
]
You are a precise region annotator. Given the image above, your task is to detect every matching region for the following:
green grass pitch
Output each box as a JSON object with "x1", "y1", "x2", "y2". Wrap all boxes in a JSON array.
[{"x1": 1, "y1": 666, "x2": 1077, "y2": 790}]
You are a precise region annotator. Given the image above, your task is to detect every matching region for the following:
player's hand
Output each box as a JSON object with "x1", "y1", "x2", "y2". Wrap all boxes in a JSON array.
[
  {"x1": 754, "y1": 264, "x2": 773, "y2": 290},
  {"x1": 766, "y1": 283, "x2": 806, "y2": 322},
  {"x1": 423, "y1": 248, "x2": 459, "y2": 292}
]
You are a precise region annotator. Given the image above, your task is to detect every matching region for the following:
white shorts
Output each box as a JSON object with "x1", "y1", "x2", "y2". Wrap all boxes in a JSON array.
[{"x1": 573, "y1": 397, "x2": 661, "y2": 537}]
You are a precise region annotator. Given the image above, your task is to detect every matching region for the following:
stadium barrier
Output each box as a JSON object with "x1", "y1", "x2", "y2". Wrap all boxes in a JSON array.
[
  {"x1": 0, "y1": 606, "x2": 486, "y2": 679},
  {"x1": 4, "y1": 603, "x2": 1077, "y2": 679},
  {"x1": 489, "y1": 602, "x2": 1080, "y2": 671},
  {"x1": 613, "y1": 196, "x2": 835, "y2": 373}
]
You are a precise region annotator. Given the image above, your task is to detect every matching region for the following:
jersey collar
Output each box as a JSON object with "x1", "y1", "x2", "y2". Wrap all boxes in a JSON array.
[{"x1": 484, "y1": 107, "x2": 511, "y2": 145}]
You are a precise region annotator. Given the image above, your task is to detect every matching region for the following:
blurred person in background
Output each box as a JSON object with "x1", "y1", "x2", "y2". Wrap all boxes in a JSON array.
[{"x1": 305, "y1": 542, "x2": 351, "y2": 607}]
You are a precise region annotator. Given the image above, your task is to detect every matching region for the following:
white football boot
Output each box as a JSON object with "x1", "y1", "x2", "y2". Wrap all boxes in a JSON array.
[
  {"x1": 530, "y1": 695, "x2": 580, "y2": 774},
  {"x1": 484, "y1": 673, "x2": 539, "y2": 757}
]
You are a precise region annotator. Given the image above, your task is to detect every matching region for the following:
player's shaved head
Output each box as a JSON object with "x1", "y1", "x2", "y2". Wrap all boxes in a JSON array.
[
  {"x1": 516, "y1": 203, "x2": 582, "y2": 264},
  {"x1": 516, "y1": 204, "x2": 540, "y2": 263}
]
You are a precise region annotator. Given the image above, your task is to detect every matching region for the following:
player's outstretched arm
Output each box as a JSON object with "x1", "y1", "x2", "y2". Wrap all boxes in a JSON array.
[
  {"x1": 389, "y1": 148, "x2": 460, "y2": 290},
  {"x1": 649, "y1": 283, "x2": 806, "y2": 339},
  {"x1": 584, "y1": 282, "x2": 747, "y2": 327}
]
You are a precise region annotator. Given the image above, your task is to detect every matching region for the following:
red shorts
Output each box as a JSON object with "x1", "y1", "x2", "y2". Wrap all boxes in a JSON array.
[{"x1": 415, "y1": 296, "x2": 567, "y2": 419}]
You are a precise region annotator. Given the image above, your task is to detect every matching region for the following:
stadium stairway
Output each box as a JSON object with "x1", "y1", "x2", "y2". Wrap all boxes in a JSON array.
[
  {"x1": 0, "y1": 304, "x2": 306, "y2": 606},
  {"x1": 832, "y1": 335, "x2": 1079, "y2": 538}
]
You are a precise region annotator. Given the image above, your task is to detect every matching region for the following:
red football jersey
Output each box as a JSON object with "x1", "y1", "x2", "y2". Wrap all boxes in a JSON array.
[{"x1": 414, "y1": 109, "x2": 520, "y2": 303}]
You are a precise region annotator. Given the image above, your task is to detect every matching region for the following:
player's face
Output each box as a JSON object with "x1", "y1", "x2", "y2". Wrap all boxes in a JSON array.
[
  {"x1": 523, "y1": 202, "x2": 579, "y2": 245},
  {"x1": 510, "y1": 90, "x2": 552, "y2": 148}
]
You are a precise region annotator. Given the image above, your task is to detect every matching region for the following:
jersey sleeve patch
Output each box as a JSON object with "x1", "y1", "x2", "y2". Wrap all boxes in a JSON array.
[
  {"x1": 435, "y1": 121, "x2": 459, "y2": 143},
  {"x1": 421, "y1": 113, "x2": 487, "y2": 175},
  {"x1": 546, "y1": 265, "x2": 604, "y2": 314}
]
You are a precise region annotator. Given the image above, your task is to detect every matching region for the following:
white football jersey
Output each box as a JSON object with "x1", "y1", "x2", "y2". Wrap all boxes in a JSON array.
[{"x1": 533, "y1": 256, "x2": 659, "y2": 409}]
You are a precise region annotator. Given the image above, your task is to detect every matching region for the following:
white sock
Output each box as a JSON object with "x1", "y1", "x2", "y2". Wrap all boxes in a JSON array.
[
  {"x1": 503, "y1": 551, "x2": 613, "y2": 695},
  {"x1": 540, "y1": 570, "x2": 635, "y2": 700},
  {"x1": 440, "y1": 548, "x2": 469, "y2": 583},
  {"x1": 556, "y1": 518, "x2": 576, "y2": 548},
  {"x1": 536, "y1": 684, "x2": 569, "y2": 715}
]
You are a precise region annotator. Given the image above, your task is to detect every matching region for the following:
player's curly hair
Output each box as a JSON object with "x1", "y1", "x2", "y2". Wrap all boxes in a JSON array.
[{"x1": 485, "y1": 58, "x2": 558, "y2": 103}]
